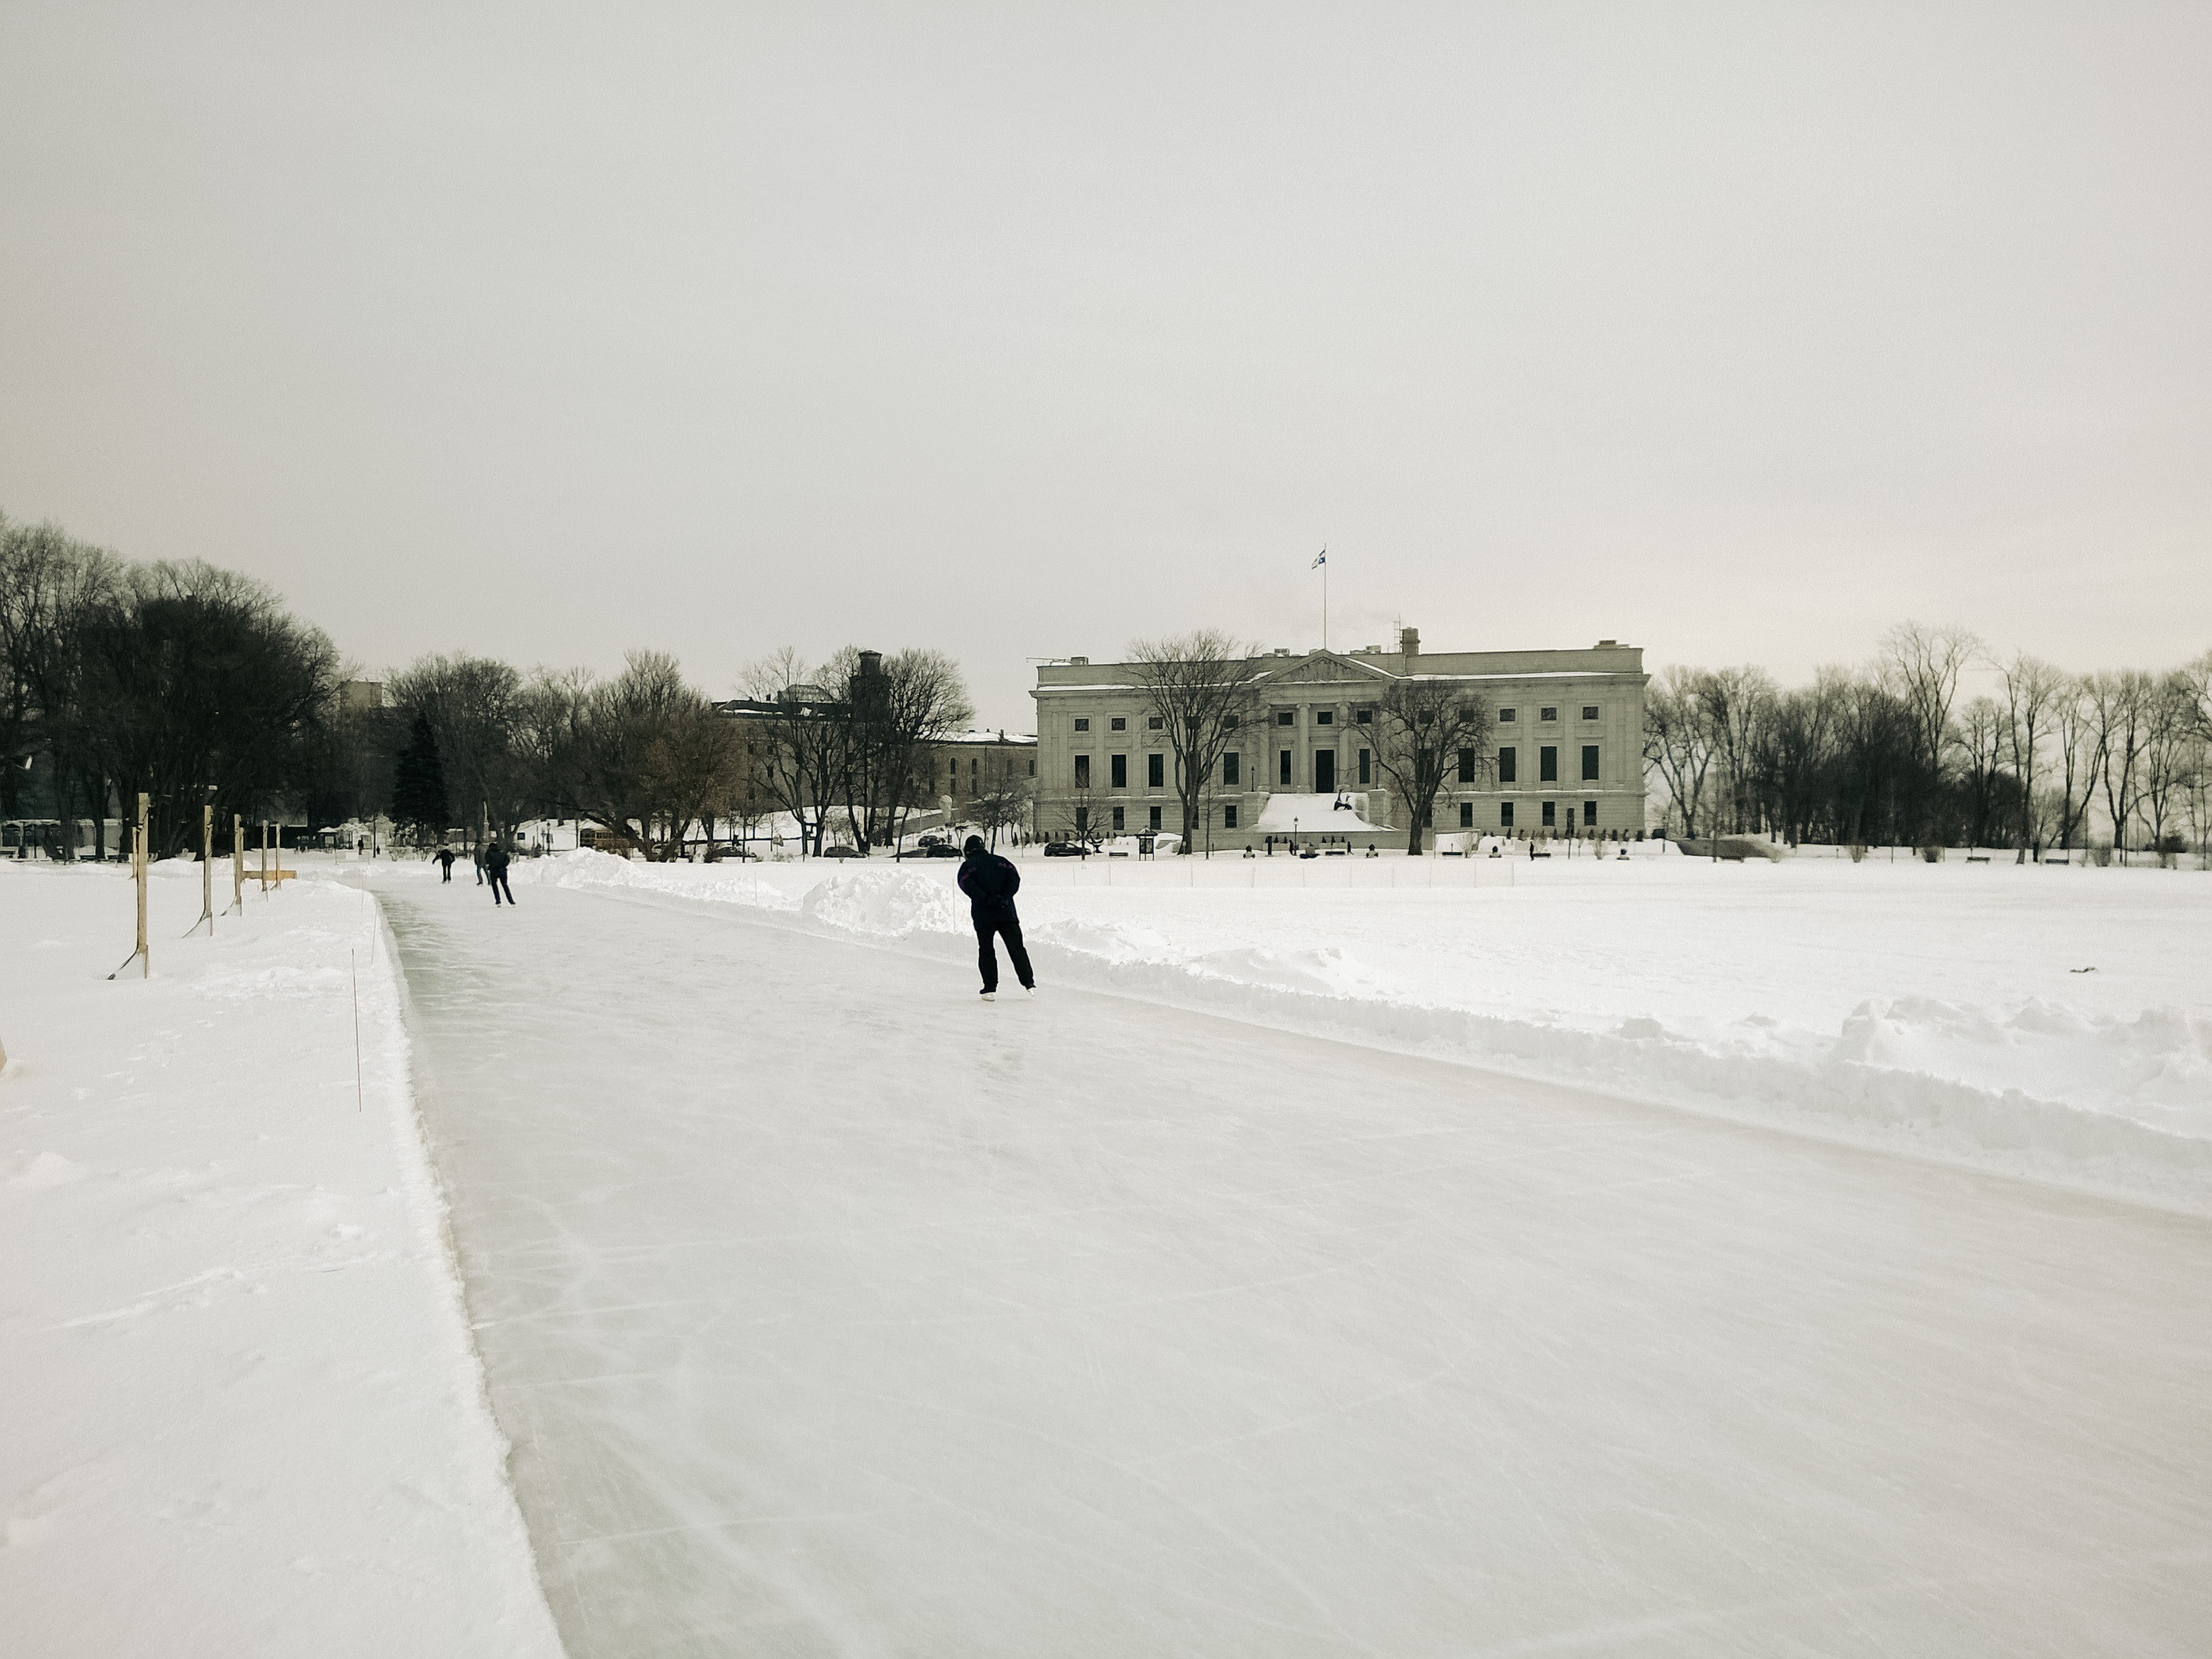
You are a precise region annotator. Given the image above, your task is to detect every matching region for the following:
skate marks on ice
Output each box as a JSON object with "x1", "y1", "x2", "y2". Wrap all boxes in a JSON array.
[{"x1": 377, "y1": 880, "x2": 2212, "y2": 1659}]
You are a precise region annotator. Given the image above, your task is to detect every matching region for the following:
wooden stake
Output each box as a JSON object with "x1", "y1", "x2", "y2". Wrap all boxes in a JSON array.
[
  {"x1": 231, "y1": 813, "x2": 244, "y2": 914},
  {"x1": 194, "y1": 803, "x2": 213, "y2": 936},
  {"x1": 111, "y1": 792, "x2": 150, "y2": 979}
]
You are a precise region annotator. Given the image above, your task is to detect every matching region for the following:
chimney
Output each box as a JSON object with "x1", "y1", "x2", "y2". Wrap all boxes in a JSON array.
[{"x1": 1399, "y1": 626, "x2": 1420, "y2": 657}]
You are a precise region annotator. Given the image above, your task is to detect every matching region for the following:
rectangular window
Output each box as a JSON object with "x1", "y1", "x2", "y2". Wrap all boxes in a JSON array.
[
  {"x1": 1497, "y1": 746, "x2": 1517, "y2": 783},
  {"x1": 1542, "y1": 800, "x2": 1556, "y2": 827},
  {"x1": 1110, "y1": 754, "x2": 1127, "y2": 790},
  {"x1": 1357, "y1": 708, "x2": 1373, "y2": 724},
  {"x1": 1224, "y1": 714, "x2": 1240, "y2": 729},
  {"x1": 1073, "y1": 755, "x2": 1090, "y2": 789},
  {"x1": 1357, "y1": 747, "x2": 1370, "y2": 785},
  {"x1": 1279, "y1": 749, "x2": 1292, "y2": 786},
  {"x1": 1540, "y1": 745, "x2": 1558, "y2": 783},
  {"x1": 1581, "y1": 705, "x2": 1599, "y2": 720},
  {"x1": 1584, "y1": 800, "x2": 1598, "y2": 824},
  {"x1": 1073, "y1": 717, "x2": 1089, "y2": 732},
  {"x1": 1149, "y1": 805, "x2": 1162, "y2": 830},
  {"x1": 1075, "y1": 806, "x2": 1089, "y2": 832},
  {"x1": 1223, "y1": 804, "x2": 1238, "y2": 830},
  {"x1": 1456, "y1": 747, "x2": 1476, "y2": 783},
  {"x1": 1458, "y1": 802, "x2": 1473, "y2": 828},
  {"x1": 1581, "y1": 745, "x2": 1599, "y2": 781},
  {"x1": 1147, "y1": 753, "x2": 1164, "y2": 788},
  {"x1": 1222, "y1": 752, "x2": 1240, "y2": 785},
  {"x1": 1147, "y1": 715, "x2": 1163, "y2": 729},
  {"x1": 1112, "y1": 806, "x2": 1125, "y2": 832},
  {"x1": 1500, "y1": 802, "x2": 1515, "y2": 828},
  {"x1": 1027, "y1": 758, "x2": 1035, "y2": 777},
  {"x1": 1110, "y1": 716, "x2": 1126, "y2": 731},
  {"x1": 1315, "y1": 710, "x2": 1333, "y2": 725},
  {"x1": 1275, "y1": 710, "x2": 1294, "y2": 726},
  {"x1": 1499, "y1": 708, "x2": 1516, "y2": 722},
  {"x1": 1540, "y1": 707, "x2": 1557, "y2": 722}
]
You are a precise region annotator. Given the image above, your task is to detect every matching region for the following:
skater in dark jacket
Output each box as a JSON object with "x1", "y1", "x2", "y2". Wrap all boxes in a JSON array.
[
  {"x1": 956, "y1": 836, "x2": 1033, "y2": 999},
  {"x1": 485, "y1": 840, "x2": 515, "y2": 906},
  {"x1": 435, "y1": 847, "x2": 459, "y2": 882}
]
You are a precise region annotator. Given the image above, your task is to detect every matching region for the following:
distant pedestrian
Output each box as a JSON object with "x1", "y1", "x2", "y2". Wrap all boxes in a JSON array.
[
  {"x1": 956, "y1": 835, "x2": 1032, "y2": 1000},
  {"x1": 435, "y1": 847, "x2": 458, "y2": 883},
  {"x1": 472, "y1": 844, "x2": 485, "y2": 884},
  {"x1": 485, "y1": 840, "x2": 515, "y2": 906}
]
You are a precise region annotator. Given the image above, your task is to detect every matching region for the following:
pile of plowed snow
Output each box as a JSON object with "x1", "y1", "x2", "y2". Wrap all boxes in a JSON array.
[{"x1": 501, "y1": 848, "x2": 2212, "y2": 1212}]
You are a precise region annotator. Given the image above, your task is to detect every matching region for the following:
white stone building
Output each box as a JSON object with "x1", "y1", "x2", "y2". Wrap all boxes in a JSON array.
[{"x1": 1030, "y1": 628, "x2": 1648, "y2": 848}]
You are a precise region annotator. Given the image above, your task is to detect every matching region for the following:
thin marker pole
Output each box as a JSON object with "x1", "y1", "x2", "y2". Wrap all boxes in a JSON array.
[{"x1": 350, "y1": 947, "x2": 363, "y2": 1112}]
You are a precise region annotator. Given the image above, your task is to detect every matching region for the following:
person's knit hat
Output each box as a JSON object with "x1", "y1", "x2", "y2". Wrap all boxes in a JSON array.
[{"x1": 964, "y1": 835, "x2": 986, "y2": 856}]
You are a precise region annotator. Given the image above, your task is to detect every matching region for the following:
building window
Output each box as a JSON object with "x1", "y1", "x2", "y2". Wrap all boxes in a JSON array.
[
  {"x1": 1458, "y1": 802, "x2": 1473, "y2": 828},
  {"x1": 1073, "y1": 718, "x2": 1089, "y2": 732},
  {"x1": 1357, "y1": 747, "x2": 1370, "y2": 785},
  {"x1": 1222, "y1": 752, "x2": 1240, "y2": 785},
  {"x1": 1110, "y1": 716, "x2": 1126, "y2": 731},
  {"x1": 1147, "y1": 753, "x2": 1164, "y2": 788},
  {"x1": 1027, "y1": 758, "x2": 1035, "y2": 777},
  {"x1": 1223, "y1": 714, "x2": 1240, "y2": 730},
  {"x1": 1147, "y1": 715, "x2": 1163, "y2": 729},
  {"x1": 1581, "y1": 705, "x2": 1599, "y2": 720},
  {"x1": 1275, "y1": 710, "x2": 1294, "y2": 726},
  {"x1": 1075, "y1": 806, "x2": 1089, "y2": 832},
  {"x1": 1540, "y1": 745, "x2": 1557, "y2": 783},
  {"x1": 1223, "y1": 804, "x2": 1238, "y2": 830},
  {"x1": 1499, "y1": 708, "x2": 1516, "y2": 722},
  {"x1": 1500, "y1": 802, "x2": 1515, "y2": 828},
  {"x1": 1074, "y1": 755, "x2": 1090, "y2": 789},
  {"x1": 1456, "y1": 747, "x2": 1476, "y2": 783},
  {"x1": 1540, "y1": 707, "x2": 1557, "y2": 722},
  {"x1": 1581, "y1": 745, "x2": 1599, "y2": 781},
  {"x1": 1112, "y1": 806, "x2": 1124, "y2": 832},
  {"x1": 1584, "y1": 800, "x2": 1598, "y2": 825},
  {"x1": 1279, "y1": 750, "x2": 1292, "y2": 786},
  {"x1": 1149, "y1": 804, "x2": 1162, "y2": 831},
  {"x1": 1542, "y1": 800, "x2": 1556, "y2": 827},
  {"x1": 1356, "y1": 708, "x2": 1373, "y2": 724},
  {"x1": 1110, "y1": 754, "x2": 1127, "y2": 790},
  {"x1": 1497, "y1": 746, "x2": 1517, "y2": 783},
  {"x1": 1316, "y1": 710, "x2": 1333, "y2": 725}
]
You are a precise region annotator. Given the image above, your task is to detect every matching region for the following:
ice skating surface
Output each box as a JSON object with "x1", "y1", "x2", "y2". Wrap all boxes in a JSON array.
[{"x1": 381, "y1": 878, "x2": 2212, "y2": 1658}]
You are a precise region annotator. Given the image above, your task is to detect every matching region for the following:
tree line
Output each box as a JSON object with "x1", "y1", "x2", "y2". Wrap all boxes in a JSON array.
[
  {"x1": 1645, "y1": 621, "x2": 2212, "y2": 857},
  {"x1": 2, "y1": 509, "x2": 989, "y2": 860}
]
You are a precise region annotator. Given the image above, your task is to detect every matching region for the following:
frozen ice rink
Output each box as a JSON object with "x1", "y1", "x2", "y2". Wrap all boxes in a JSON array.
[{"x1": 382, "y1": 877, "x2": 2212, "y2": 1658}]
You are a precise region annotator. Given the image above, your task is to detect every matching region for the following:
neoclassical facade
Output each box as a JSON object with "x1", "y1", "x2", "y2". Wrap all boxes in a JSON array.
[{"x1": 1031, "y1": 628, "x2": 1647, "y2": 847}]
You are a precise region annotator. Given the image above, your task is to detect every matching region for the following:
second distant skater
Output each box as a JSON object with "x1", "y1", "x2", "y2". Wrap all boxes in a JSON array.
[{"x1": 957, "y1": 835, "x2": 1033, "y2": 1000}]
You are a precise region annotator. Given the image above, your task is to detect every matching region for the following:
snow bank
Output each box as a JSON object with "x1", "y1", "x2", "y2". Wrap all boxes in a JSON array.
[
  {"x1": 0, "y1": 861, "x2": 560, "y2": 1657},
  {"x1": 488, "y1": 849, "x2": 2212, "y2": 1213}
]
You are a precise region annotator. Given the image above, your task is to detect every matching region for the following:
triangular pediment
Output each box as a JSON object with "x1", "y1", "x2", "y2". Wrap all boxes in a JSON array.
[{"x1": 1253, "y1": 650, "x2": 1395, "y2": 686}]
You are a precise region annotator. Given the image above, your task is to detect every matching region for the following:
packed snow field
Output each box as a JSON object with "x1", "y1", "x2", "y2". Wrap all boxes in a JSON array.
[
  {"x1": 380, "y1": 873, "x2": 2212, "y2": 1657},
  {"x1": 506, "y1": 845, "x2": 2212, "y2": 1214},
  {"x1": 0, "y1": 861, "x2": 560, "y2": 1658}
]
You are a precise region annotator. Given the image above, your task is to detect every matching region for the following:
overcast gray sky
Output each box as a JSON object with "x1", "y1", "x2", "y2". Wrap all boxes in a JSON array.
[{"x1": 3, "y1": 3, "x2": 2207, "y2": 729}]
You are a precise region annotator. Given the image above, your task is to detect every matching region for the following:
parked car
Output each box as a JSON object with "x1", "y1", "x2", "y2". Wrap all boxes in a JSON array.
[
  {"x1": 821, "y1": 844, "x2": 864, "y2": 859},
  {"x1": 895, "y1": 842, "x2": 962, "y2": 860},
  {"x1": 1042, "y1": 841, "x2": 1088, "y2": 857}
]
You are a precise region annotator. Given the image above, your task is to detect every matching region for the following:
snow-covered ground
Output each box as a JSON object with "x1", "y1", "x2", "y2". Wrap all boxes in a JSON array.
[
  {"x1": 0, "y1": 859, "x2": 559, "y2": 1658},
  {"x1": 380, "y1": 865, "x2": 2212, "y2": 1656},
  {"x1": 506, "y1": 845, "x2": 2212, "y2": 1213}
]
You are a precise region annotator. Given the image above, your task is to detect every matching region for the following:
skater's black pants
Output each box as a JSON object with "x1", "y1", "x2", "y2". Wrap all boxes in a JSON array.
[
  {"x1": 490, "y1": 872, "x2": 514, "y2": 905},
  {"x1": 975, "y1": 915, "x2": 1032, "y2": 992},
  {"x1": 440, "y1": 865, "x2": 452, "y2": 882}
]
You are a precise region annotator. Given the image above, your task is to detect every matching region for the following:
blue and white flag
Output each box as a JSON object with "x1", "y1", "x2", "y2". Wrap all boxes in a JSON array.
[{"x1": 1312, "y1": 548, "x2": 1326, "y2": 569}]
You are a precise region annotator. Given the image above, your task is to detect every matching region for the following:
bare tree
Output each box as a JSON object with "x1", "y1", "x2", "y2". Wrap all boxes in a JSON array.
[
  {"x1": 1371, "y1": 676, "x2": 1492, "y2": 855},
  {"x1": 2000, "y1": 653, "x2": 2066, "y2": 859},
  {"x1": 1694, "y1": 665, "x2": 1777, "y2": 835},
  {"x1": 2086, "y1": 670, "x2": 2157, "y2": 857},
  {"x1": 1957, "y1": 695, "x2": 2007, "y2": 848},
  {"x1": 741, "y1": 650, "x2": 844, "y2": 855},
  {"x1": 1643, "y1": 665, "x2": 1717, "y2": 838},
  {"x1": 968, "y1": 773, "x2": 1034, "y2": 851},
  {"x1": 1124, "y1": 630, "x2": 1265, "y2": 855},
  {"x1": 2048, "y1": 675, "x2": 2101, "y2": 854},
  {"x1": 389, "y1": 654, "x2": 531, "y2": 844},
  {"x1": 2137, "y1": 674, "x2": 2196, "y2": 860},
  {"x1": 1880, "y1": 621, "x2": 1982, "y2": 838}
]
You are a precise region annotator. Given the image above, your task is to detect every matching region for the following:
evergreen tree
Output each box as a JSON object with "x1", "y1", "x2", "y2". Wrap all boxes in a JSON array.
[{"x1": 391, "y1": 711, "x2": 450, "y2": 841}]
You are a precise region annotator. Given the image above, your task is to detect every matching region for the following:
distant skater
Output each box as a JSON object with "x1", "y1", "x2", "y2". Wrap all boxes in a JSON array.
[
  {"x1": 485, "y1": 840, "x2": 515, "y2": 906},
  {"x1": 435, "y1": 847, "x2": 458, "y2": 882},
  {"x1": 956, "y1": 835, "x2": 1032, "y2": 1000}
]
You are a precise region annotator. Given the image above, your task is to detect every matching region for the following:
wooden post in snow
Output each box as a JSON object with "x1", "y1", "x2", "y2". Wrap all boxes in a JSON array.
[
  {"x1": 231, "y1": 813, "x2": 244, "y2": 914},
  {"x1": 195, "y1": 803, "x2": 214, "y2": 935}
]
